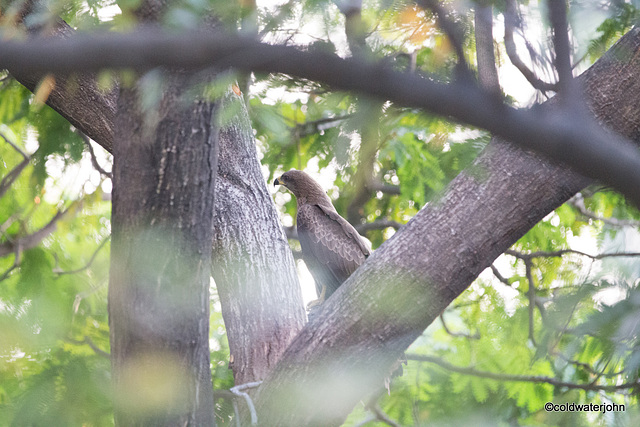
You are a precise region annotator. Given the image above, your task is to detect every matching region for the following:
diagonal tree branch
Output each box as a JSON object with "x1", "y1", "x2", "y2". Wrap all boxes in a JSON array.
[{"x1": 250, "y1": 27, "x2": 640, "y2": 424}]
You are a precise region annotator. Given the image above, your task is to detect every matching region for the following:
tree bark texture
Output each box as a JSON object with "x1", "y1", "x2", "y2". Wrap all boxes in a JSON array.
[
  {"x1": 474, "y1": 2, "x2": 500, "y2": 94},
  {"x1": 211, "y1": 95, "x2": 306, "y2": 385},
  {"x1": 10, "y1": 3, "x2": 116, "y2": 151},
  {"x1": 6, "y1": 12, "x2": 640, "y2": 425},
  {"x1": 109, "y1": 69, "x2": 219, "y2": 425},
  {"x1": 250, "y1": 27, "x2": 640, "y2": 425},
  {"x1": 6, "y1": 9, "x2": 306, "y2": 388}
]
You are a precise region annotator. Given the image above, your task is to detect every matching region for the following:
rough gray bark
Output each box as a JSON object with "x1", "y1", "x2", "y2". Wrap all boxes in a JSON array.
[
  {"x1": 10, "y1": 2, "x2": 116, "y2": 151},
  {"x1": 250, "y1": 27, "x2": 640, "y2": 425},
  {"x1": 212, "y1": 95, "x2": 306, "y2": 385},
  {"x1": 108, "y1": 1, "x2": 219, "y2": 425},
  {"x1": 109, "y1": 69, "x2": 218, "y2": 425},
  {"x1": 5, "y1": 10, "x2": 640, "y2": 425},
  {"x1": 5, "y1": 8, "x2": 306, "y2": 388}
]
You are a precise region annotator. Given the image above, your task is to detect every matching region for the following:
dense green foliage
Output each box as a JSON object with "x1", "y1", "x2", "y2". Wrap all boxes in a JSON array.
[{"x1": 1, "y1": 0, "x2": 639, "y2": 425}]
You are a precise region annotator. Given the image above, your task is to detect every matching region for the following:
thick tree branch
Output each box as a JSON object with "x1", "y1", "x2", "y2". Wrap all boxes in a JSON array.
[
  {"x1": 212, "y1": 94, "x2": 306, "y2": 386},
  {"x1": 2, "y1": 28, "x2": 640, "y2": 206},
  {"x1": 9, "y1": 8, "x2": 117, "y2": 152},
  {"x1": 250, "y1": 27, "x2": 640, "y2": 424}
]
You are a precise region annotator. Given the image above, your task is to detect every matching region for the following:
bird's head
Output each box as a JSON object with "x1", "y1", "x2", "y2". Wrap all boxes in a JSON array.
[{"x1": 274, "y1": 170, "x2": 329, "y2": 204}]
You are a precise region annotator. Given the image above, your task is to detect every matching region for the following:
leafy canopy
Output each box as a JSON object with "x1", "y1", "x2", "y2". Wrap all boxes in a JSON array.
[{"x1": 1, "y1": 0, "x2": 639, "y2": 425}]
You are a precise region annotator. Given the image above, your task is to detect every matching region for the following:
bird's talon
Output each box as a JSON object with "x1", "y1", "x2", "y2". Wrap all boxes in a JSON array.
[{"x1": 306, "y1": 285, "x2": 326, "y2": 311}]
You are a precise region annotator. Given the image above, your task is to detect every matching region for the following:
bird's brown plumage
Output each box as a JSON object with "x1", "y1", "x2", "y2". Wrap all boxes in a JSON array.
[{"x1": 274, "y1": 170, "x2": 370, "y2": 300}]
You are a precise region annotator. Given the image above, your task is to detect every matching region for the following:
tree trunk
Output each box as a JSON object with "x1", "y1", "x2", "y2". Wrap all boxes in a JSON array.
[
  {"x1": 6, "y1": 9, "x2": 306, "y2": 388},
  {"x1": 109, "y1": 68, "x2": 219, "y2": 425},
  {"x1": 6, "y1": 14, "x2": 640, "y2": 425},
  {"x1": 250, "y1": 26, "x2": 640, "y2": 426},
  {"x1": 212, "y1": 95, "x2": 306, "y2": 385}
]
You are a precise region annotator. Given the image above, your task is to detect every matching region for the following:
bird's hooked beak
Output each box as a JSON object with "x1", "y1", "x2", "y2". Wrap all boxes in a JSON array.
[{"x1": 273, "y1": 176, "x2": 282, "y2": 186}]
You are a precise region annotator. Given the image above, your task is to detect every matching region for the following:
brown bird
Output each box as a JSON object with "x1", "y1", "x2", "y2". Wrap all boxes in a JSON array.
[{"x1": 274, "y1": 170, "x2": 370, "y2": 306}]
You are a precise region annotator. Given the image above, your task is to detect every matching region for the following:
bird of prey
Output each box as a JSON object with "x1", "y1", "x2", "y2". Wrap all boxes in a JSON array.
[{"x1": 274, "y1": 170, "x2": 370, "y2": 306}]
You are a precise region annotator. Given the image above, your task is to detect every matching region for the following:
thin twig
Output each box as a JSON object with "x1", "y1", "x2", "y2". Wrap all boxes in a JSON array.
[
  {"x1": 407, "y1": 353, "x2": 640, "y2": 392},
  {"x1": 229, "y1": 381, "x2": 263, "y2": 425},
  {"x1": 292, "y1": 114, "x2": 352, "y2": 138},
  {"x1": 503, "y1": 0, "x2": 557, "y2": 92},
  {"x1": 505, "y1": 248, "x2": 640, "y2": 261},
  {"x1": 362, "y1": 390, "x2": 402, "y2": 427},
  {"x1": 0, "y1": 132, "x2": 30, "y2": 199},
  {"x1": 355, "y1": 220, "x2": 402, "y2": 233},
  {"x1": 66, "y1": 336, "x2": 110, "y2": 358},
  {"x1": 0, "y1": 202, "x2": 79, "y2": 258},
  {"x1": 525, "y1": 259, "x2": 537, "y2": 346},
  {"x1": 367, "y1": 180, "x2": 401, "y2": 195},
  {"x1": 417, "y1": 0, "x2": 472, "y2": 80},
  {"x1": 353, "y1": 413, "x2": 377, "y2": 427},
  {"x1": 490, "y1": 264, "x2": 515, "y2": 287},
  {"x1": 550, "y1": 349, "x2": 599, "y2": 377},
  {"x1": 54, "y1": 236, "x2": 110, "y2": 275},
  {"x1": 77, "y1": 130, "x2": 112, "y2": 178},
  {"x1": 440, "y1": 313, "x2": 480, "y2": 339},
  {"x1": 570, "y1": 193, "x2": 640, "y2": 228},
  {"x1": 368, "y1": 403, "x2": 401, "y2": 427},
  {"x1": 0, "y1": 247, "x2": 21, "y2": 281},
  {"x1": 0, "y1": 131, "x2": 29, "y2": 159}
]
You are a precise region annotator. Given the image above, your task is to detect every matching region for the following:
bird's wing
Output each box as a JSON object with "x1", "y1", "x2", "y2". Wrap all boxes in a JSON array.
[{"x1": 297, "y1": 203, "x2": 369, "y2": 298}]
